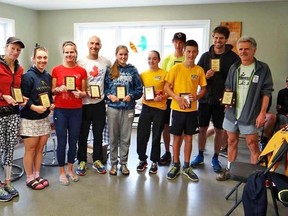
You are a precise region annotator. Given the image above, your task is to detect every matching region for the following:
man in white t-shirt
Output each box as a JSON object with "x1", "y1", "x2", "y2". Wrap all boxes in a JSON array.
[{"x1": 76, "y1": 35, "x2": 111, "y2": 176}]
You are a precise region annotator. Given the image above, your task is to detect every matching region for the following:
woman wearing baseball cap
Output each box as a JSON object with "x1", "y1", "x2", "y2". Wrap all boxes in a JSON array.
[{"x1": 0, "y1": 36, "x2": 26, "y2": 201}]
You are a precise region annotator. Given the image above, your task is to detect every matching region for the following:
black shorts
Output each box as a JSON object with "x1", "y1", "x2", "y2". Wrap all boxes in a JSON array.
[
  {"x1": 198, "y1": 103, "x2": 225, "y2": 129},
  {"x1": 169, "y1": 110, "x2": 198, "y2": 136},
  {"x1": 164, "y1": 98, "x2": 172, "y2": 124}
]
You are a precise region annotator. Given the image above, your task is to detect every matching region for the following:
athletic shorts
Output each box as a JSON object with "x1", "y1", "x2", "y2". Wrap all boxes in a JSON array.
[
  {"x1": 222, "y1": 117, "x2": 258, "y2": 135},
  {"x1": 198, "y1": 103, "x2": 225, "y2": 129},
  {"x1": 169, "y1": 110, "x2": 198, "y2": 136},
  {"x1": 277, "y1": 114, "x2": 288, "y2": 126}
]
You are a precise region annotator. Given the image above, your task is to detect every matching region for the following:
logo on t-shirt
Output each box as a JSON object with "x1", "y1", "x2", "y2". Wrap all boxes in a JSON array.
[
  {"x1": 154, "y1": 76, "x2": 161, "y2": 81},
  {"x1": 191, "y1": 74, "x2": 198, "y2": 80}
]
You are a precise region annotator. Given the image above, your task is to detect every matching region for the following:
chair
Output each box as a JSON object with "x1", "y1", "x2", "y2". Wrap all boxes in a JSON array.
[
  {"x1": 42, "y1": 119, "x2": 58, "y2": 166},
  {"x1": 224, "y1": 126, "x2": 288, "y2": 216}
]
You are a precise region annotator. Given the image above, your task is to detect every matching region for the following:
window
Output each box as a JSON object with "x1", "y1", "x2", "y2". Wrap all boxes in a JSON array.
[
  {"x1": 0, "y1": 17, "x2": 15, "y2": 55},
  {"x1": 74, "y1": 20, "x2": 210, "y2": 72}
]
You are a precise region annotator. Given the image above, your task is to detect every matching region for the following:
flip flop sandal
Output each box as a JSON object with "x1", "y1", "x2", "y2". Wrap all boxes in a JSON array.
[
  {"x1": 66, "y1": 173, "x2": 80, "y2": 182},
  {"x1": 35, "y1": 177, "x2": 49, "y2": 187},
  {"x1": 26, "y1": 179, "x2": 45, "y2": 190},
  {"x1": 59, "y1": 175, "x2": 70, "y2": 186}
]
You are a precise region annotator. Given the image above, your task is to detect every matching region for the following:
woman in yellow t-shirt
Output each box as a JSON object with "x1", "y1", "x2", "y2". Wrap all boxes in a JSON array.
[{"x1": 136, "y1": 50, "x2": 168, "y2": 174}]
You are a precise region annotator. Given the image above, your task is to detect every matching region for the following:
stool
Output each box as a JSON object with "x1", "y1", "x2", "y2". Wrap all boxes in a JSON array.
[
  {"x1": 0, "y1": 139, "x2": 24, "y2": 182},
  {"x1": 42, "y1": 122, "x2": 58, "y2": 166}
]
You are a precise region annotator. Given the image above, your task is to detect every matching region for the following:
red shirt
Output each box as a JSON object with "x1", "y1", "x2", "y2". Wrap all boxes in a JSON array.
[
  {"x1": 0, "y1": 59, "x2": 24, "y2": 107},
  {"x1": 52, "y1": 64, "x2": 87, "y2": 109}
]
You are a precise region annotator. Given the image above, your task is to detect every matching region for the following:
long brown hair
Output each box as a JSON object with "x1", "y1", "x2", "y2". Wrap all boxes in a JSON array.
[{"x1": 110, "y1": 45, "x2": 129, "y2": 80}]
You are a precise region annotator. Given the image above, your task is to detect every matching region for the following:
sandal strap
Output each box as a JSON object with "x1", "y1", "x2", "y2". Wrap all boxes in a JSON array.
[
  {"x1": 26, "y1": 179, "x2": 44, "y2": 190},
  {"x1": 36, "y1": 177, "x2": 48, "y2": 184}
]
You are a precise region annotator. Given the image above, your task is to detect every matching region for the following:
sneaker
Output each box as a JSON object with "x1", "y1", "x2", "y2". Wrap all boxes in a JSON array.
[
  {"x1": 4, "y1": 182, "x2": 19, "y2": 198},
  {"x1": 216, "y1": 168, "x2": 230, "y2": 181},
  {"x1": 92, "y1": 160, "x2": 107, "y2": 174},
  {"x1": 76, "y1": 161, "x2": 87, "y2": 176},
  {"x1": 182, "y1": 167, "x2": 199, "y2": 182},
  {"x1": 219, "y1": 147, "x2": 228, "y2": 158},
  {"x1": 211, "y1": 157, "x2": 222, "y2": 173},
  {"x1": 190, "y1": 154, "x2": 204, "y2": 167},
  {"x1": 278, "y1": 189, "x2": 288, "y2": 205},
  {"x1": 137, "y1": 160, "x2": 148, "y2": 172},
  {"x1": 167, "y1": 165, "x2": 180, "y2": 180},
  {"x1": 159, "y1": 152, "x2": 172, "y2": 166},
  {"x1": 120, "y1": 164, "x2": 130, "y2": 175},
  {"x1": 149, "y1": 163, "x2": 158, "y2": 174},
  {"x1": 0, "y1": 184, "x2": 12, "y2": 202}
]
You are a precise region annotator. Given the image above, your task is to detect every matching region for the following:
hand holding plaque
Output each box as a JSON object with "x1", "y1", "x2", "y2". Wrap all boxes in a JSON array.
[
  {"x1": 180, "y1": 93, "x2": 191, "y2": 108},
  {"x1": 90, "y1": 85, "x2": 101, "y2": 98},
  {"x1": 11, "y1": 87, "x2": 24, "y2": 103},
  {"x1": 39, "y1": 92, "x2": 51, "y2": 108},
  {"x1": 221, "y1": 90, "x2": 234, "y2": 106},
  {"x1": 65, "y1": 76, "x2": 76, "y2": 91},
  {"x1": 144, "y1": 86, "x2": 155, "y2": 101},
  {"x1": 116, "y1": 86, "x2": 126, "y2": 100},
  {"x1": 211, "y1": 59, "x2": 220, "y2": 72}
]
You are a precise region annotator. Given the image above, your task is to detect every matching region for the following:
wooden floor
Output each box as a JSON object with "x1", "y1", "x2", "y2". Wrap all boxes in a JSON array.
[{"x1": 0, "y1": 129, "x2": 287, "y2": 216}]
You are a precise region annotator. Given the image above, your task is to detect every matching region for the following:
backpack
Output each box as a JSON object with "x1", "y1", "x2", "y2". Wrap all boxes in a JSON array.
[{"x1": 242, "y1": 171, "x2": 267, "y2": 216}]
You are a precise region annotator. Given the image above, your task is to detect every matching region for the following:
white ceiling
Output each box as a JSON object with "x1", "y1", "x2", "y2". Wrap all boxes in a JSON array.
[{"x1": 0, "y1": 0, "x2": 285, "y2": 11}]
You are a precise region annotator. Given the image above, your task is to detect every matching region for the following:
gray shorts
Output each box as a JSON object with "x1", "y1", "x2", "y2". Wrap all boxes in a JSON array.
[
  {"x1": 277, "y1": 114, "x2": 288, "y2": 125},
  {"x1": 223, "y1": 118, "x2": 258, "y2": 135}
]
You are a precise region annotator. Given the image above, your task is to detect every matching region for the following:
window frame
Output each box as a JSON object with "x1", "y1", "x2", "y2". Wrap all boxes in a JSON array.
[
  {"x1": 0, "y1": 17, "x2": 15, "y2": 55},
  {"x1": 74, "y1": 20, "x2": 210, "y2": 71}
]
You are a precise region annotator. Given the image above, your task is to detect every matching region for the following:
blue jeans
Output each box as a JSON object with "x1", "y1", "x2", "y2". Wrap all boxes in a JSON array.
[{"x1": 54, "y1": 108, "x2": 82, "y2": 166}]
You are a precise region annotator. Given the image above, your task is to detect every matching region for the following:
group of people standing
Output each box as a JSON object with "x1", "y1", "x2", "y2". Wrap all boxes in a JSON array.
[
  {"x1": 0, "y1": 35, "x2": 143, "y2": 202},
  {"x1": 0, "y1": 24, "x2": 281, "y2": 202}
]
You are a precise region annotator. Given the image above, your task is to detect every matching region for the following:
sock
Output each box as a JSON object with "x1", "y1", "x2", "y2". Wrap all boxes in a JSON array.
[
  {"x1": 213, "y1": 153, "x2": 219, "y2": 159},
  {"x1": 34, "y1": 172, "x2": 40, "y2": 178},
  {"x1": 260, "y1": 136, "x2": 269, "y2": 144},
  {"x1": 26, "y1": 175, "x2": 34, "y2": 183},
  {"x1": 4, "y1": 166, "x2": 12, "y2": 182},
  {"x1": 199, "y1": 151, "x2": 204, "y2": 156},
  {"x1": 174, "y1": 162, "x2": 180, "y2": 167},
  {"x1": 227, "y1": 161, "x2": 231, "y2": 169},
  {"x1": 184, "y1": 162, "x2": 189, "y2": 169}
]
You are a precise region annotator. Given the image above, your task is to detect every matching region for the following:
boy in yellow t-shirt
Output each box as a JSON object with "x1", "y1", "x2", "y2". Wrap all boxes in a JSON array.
[{"x1": 164, "y1": 39, "x2": 207, "y2": 181}]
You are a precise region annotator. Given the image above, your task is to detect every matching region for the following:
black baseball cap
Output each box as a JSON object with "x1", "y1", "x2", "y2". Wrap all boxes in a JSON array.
[
  {"x1": 6, "y1": 37, "x2": 25, "y2": 48},
  {"x1": 172, "y1": 32, "x2": 186, "y2": 42}
]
